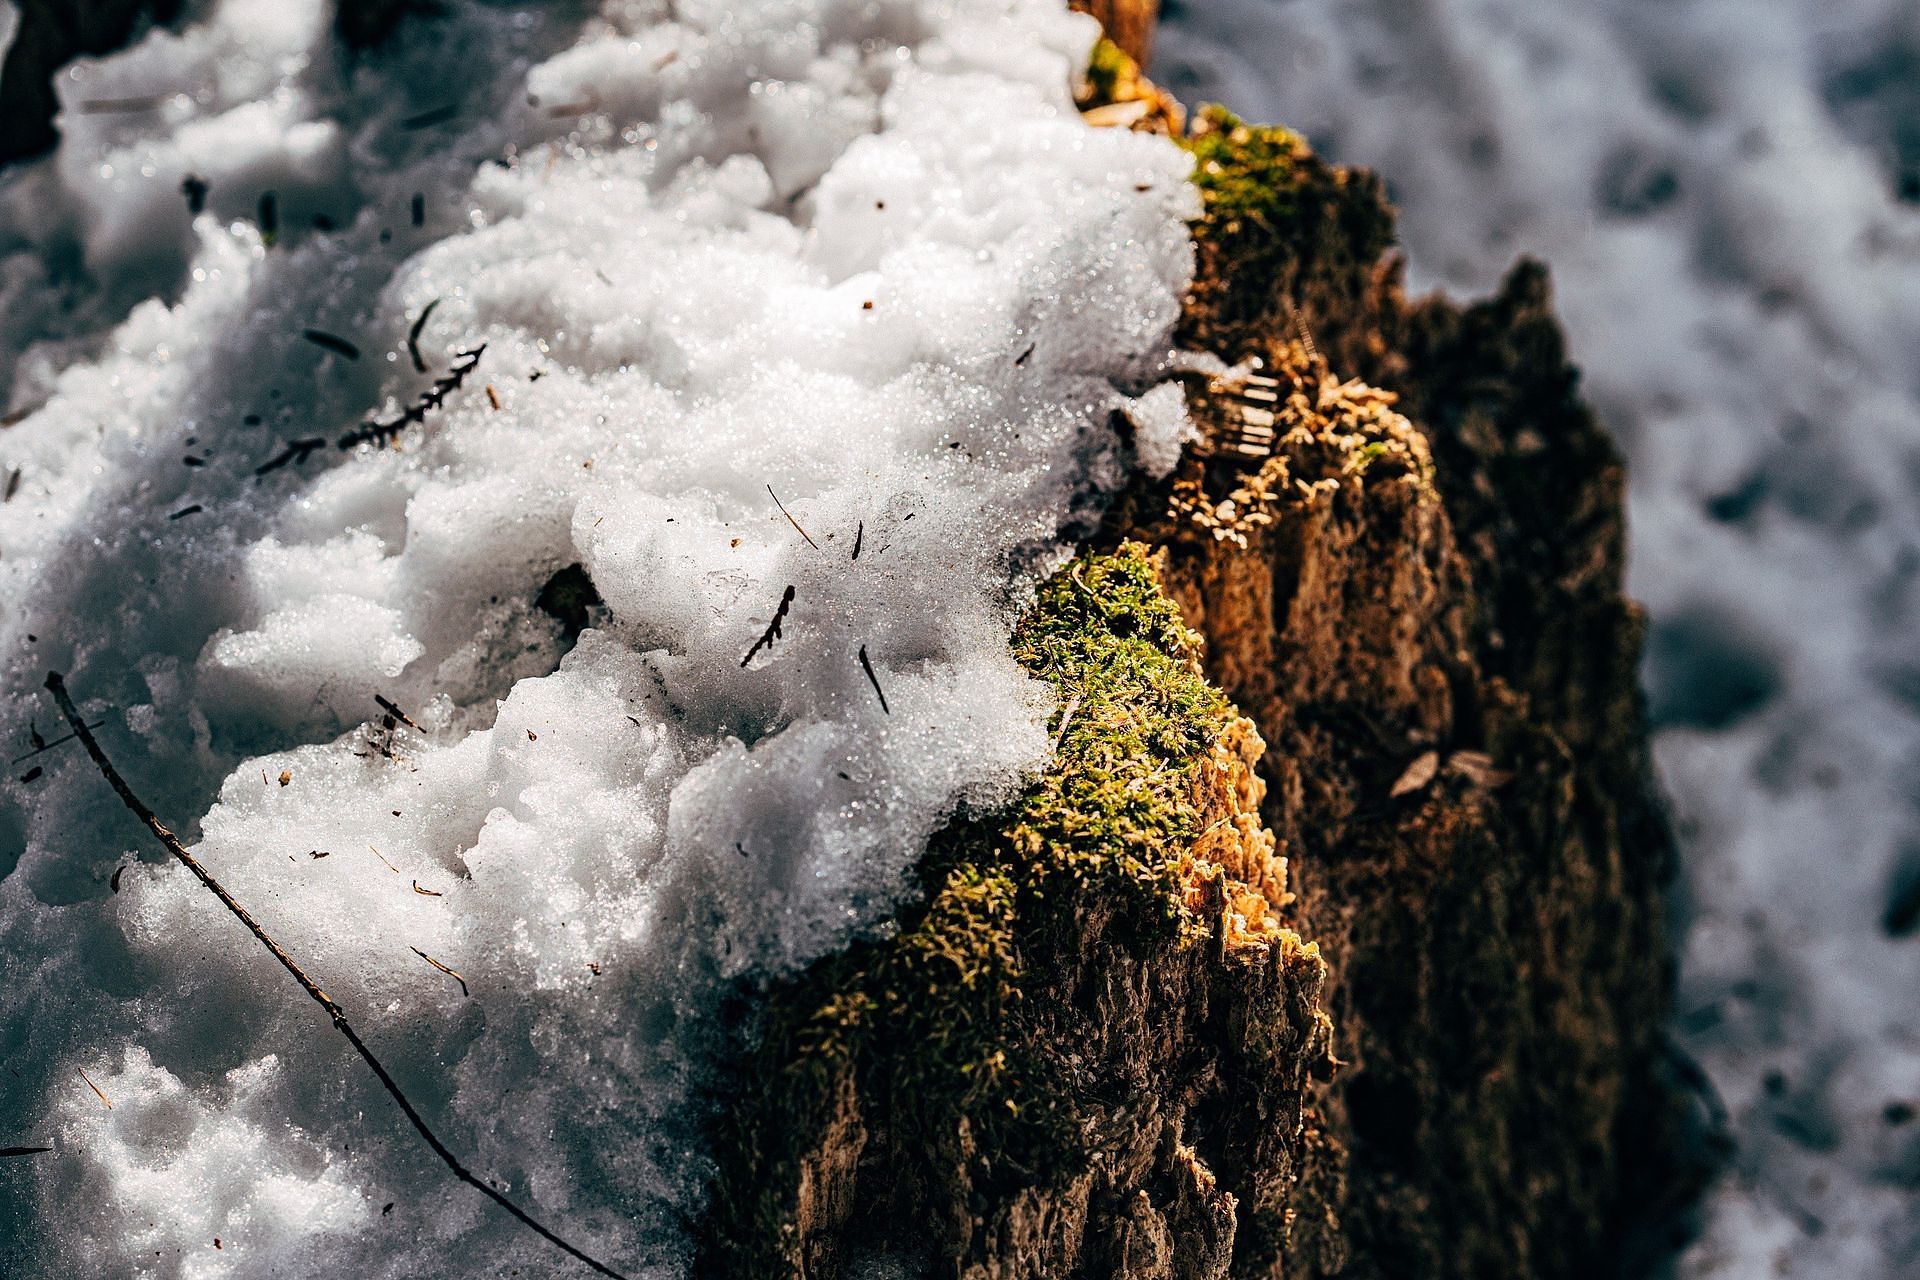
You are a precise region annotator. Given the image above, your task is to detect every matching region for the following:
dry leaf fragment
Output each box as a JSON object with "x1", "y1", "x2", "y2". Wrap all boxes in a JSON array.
[
  {"x1": 1082, "y1": 99, "x2": 1153, "y2": 129},
  {"x1": 1446, "y1": 750, "x2": 1514, "y2": 789},
  {"x1": 1391, "y1": 750, "x2": 1440, "y2": 797}
]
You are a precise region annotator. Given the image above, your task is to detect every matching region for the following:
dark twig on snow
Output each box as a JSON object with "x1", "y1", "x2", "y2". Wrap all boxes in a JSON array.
[
  {"x1": 858, "y1": 645, "x2": 889, "y2": 714},
  {"x1": 303, "y1": 329, "x2": 361, "y2": 361},
  {"x1": 254, "y1": 437, "x2": 327, "y2": 477},
  {"x1": 10, "y1": 719, "x2": 104, "y2": 766},
  {"x1": 741, "y1": 586, "x2": 796, "y2": 668},
  {"x1": 374, "y1": 695, "x2": 424, "y2": 732},
  {"x1": 42, "y1": 671, "x2": 633, "y2": 1280},
  {"x1": 410, "y1": 947, "x2": 468, "y2": 996},
  {"x1": 406, "y1": 299, "x2": 441, "y2": 373},
  {"x1": 337, "y1": 346, "x2": 486, "y2": 451},
  {"x1": 400, "y1": 103, "x2": 460, "y2": 131}
]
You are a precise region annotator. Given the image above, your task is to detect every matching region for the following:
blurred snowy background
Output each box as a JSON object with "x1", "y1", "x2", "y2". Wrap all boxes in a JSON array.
[{"x1": 1157, "y1": 0, "x2": 1920, "y2": 1275}]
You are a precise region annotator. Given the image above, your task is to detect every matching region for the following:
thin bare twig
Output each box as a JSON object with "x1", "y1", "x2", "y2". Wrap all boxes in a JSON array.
[
  {"x1": 43, "y1": 671, "x2": 632, "y2": 1280},
  {"x1": 766, "y1": 485, "x2": 818, "y2": 549},
  {"x1": 374, "y1": 695, "x2": 423, "y2": 732},
  {"x1": 1051, "y1": 690, "x2": 1082, "y2": 752},
  {"x1": 338, "y1": 346, "x2": 485, "y2": 451},
  {"x1": 254, "y1": 437, "x2": 326, "y2": 477},
  {"x1": 75, "y1": 1068, "x2": 111, "y2": 1110},
  {"x1": 741, "y1": 586, "x2": 795, "y2": 668},
  {"x1": 10, "y1": 720, "x2": 104, "y2": 766},
  {"x1": 410, "y1": 947, "x2": 468, "y2": 996},
  {"x1": 406, "y1": 299, "x2": 441, "y2": 373},
  {"x1": 303, "y1": 329, "x2": 361, "y2": 361},
  {"x1": 857, "y1": 645, "x2": 889, "y2": 714}
]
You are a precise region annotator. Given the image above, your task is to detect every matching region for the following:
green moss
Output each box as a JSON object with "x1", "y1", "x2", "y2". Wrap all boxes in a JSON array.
[
  {"x1": 1177, "y1": 105, "x2": 1396, "y2": 354},
  {"x1": 1183, "y1": 107, "x2": 1320, "y2": 242},
  {"x1": 1081, "y1": 35, "x2": 1133, "y2": 107},
  {"x1": 805, "y1": 544, "x2": 1231, "y2": 1117},
  {"x1": 705, "y1": 544, "x2": 1244, "y2": 1267}
]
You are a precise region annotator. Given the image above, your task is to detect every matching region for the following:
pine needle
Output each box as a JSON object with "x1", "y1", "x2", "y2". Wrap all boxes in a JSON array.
[
  {"x1": 76, "y1": 1067, "x2": 111, "y2": 1110},
  {"x1": 766, "y1": 485, "x2": 819, "y2": 549},
  {"x1": 409, "y1": 947, "x2": 469, "y2": 996},
  {"x1": 857, "y1": 645, "x2": 890, "y2": 714}
]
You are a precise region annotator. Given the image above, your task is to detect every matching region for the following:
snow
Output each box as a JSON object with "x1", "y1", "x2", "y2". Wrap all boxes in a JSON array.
[
  {"x1": 1158, "y1": 0, "x2": 1920, "y2": 1274},
  {"x1": 0, "y1": 1, "x2": 1197, "y2": 1276}
]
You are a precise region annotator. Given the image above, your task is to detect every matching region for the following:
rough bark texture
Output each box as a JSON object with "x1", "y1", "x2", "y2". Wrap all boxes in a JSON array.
[
  {"x1": 701, "y1": 548, "x2": 1335, "y2": 1280},
  {"x1": 1135, "y1": 104, "x2": 1695, "y2": 1279},
  {"x1": 1070, "y1": 0, "x2": 1160, "y2": 67},
  {"x1": 699, "y1": 41, "x2": 1689, "y2": 1280}
]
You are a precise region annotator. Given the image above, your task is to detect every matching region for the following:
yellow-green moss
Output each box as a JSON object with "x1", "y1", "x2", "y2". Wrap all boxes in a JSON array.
[
  {"x1": 1080, "y1": 35, "x2": 1134, "y2": 107},
  {"x1": 791, "y1": 544, "x2": 1230, "y2": 1118},
  {"x1": 704, "y1": 544, "x2": 1245, "y2": 1268},
  {"x1": 1178, "y1": 105, "x2": 1396, "y2": 356}
]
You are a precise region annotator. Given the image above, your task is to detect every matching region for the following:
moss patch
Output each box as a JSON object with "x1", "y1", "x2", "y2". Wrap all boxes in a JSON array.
[
  {"x1": 773, "y1": 541, "x2": 1233, "y2": 1118},
  {"x1": 1079, "y1": 35, "x2": 1134, "y2": 107},
  {"x1": 1178, "y1": 106, "x2": 1395, "y2": 361},
  {"x1": 701, "y1": 543, "x2": 1256, "y2": 1270}
]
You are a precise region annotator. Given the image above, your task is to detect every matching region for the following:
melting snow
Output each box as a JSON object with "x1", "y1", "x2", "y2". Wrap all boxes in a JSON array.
[{"x1": 0, "y1": 1, "x2": 1196, "y2": 1274}]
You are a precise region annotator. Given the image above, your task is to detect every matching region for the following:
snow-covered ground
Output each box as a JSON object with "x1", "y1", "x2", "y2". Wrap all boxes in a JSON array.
[
  {"x1": 0, "y1": 2, "x2": 1198, "y2": 1275},
  {"x1": 1157, "y1": 0, "x2": 1920, "y2": 1275}
]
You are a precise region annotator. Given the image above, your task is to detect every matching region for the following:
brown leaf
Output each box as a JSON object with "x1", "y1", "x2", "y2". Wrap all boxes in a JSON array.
[
  {"x1": 1446, "y1": 750, "x2": 1514, "y2": 789},
  {"x1": 1390, "y1": 750, "x2": 1440, "y2": 798}
]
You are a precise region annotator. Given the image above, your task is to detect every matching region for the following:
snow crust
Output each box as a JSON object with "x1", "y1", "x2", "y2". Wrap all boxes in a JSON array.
[
  {"x1": 1159, "y1": 1, "x2": 1920, "y2": 1273},
  {"x1": 0, "y1": 1, "x2": 1197, "y2": 1275}
]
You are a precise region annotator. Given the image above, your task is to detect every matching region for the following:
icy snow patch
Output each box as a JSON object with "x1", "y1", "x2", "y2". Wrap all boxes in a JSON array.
[{"x1": 0, "y1": 0, "x2": 1198, "y2": 1275}]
